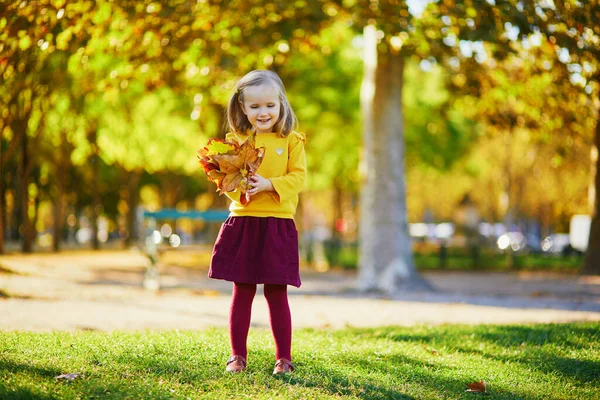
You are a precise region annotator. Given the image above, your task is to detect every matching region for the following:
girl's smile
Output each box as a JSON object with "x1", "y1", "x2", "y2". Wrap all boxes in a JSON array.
[{"x1": 241, "y1": 84, "x2": 281, "y2": 133}]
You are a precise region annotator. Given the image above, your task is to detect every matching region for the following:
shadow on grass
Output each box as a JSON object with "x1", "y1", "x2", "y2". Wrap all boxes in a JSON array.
[
  {"x1": 474, "y1": 324, "x2": 600, "y2": 348},
  {"x1": 0, "y1": 357, "x2": 201, "y2": 400},
  {"x1": 0, "y1": 387, "x2": 56, "y2": 400},
  {"x1": 319, "y1": 352, "x2": 528, "y2": 399},
  {"x1": 76, "y1": 380, "x2": 181, "y2": 400},
  {"x1": 125, "y1": 350, "x2": 421, "y2": 399},
  {"x1": 0, "y1": 359, "x2": 63, "y2": 400},
  {"x1": 283, "y1": 373, "x2": 416, "y2": 400},
  {"x1": 252, "y1": 346, "x2": 527, "y2": 399},
  {"x1": 285, "y1": 355, "x2": 419, "y2": 400},
  {"x1": 469, "y1": 325, "x2": 600, "y2": 383},
  {"x1": 371, "y1": 324, "x2": 600, "y2": 384},
  {"x1": 0, "y1": 359, "x2": 62, "y2": 379}
]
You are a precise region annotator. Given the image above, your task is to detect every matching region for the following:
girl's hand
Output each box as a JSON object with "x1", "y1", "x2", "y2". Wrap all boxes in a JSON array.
[{"x1": 247, "y1": 173, "x2": 274, "y2": 195}]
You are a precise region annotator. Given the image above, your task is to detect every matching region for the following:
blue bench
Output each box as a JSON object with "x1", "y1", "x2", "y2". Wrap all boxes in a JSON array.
[
  {"x1": 143, "y1": 209, "x2": 230, "y2": 222},
  {"x1": 141, "y1": 209, "x2": 230, "y2": 290}
]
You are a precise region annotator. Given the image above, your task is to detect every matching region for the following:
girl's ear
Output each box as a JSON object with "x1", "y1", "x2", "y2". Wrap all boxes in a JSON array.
[{"x1": 239, "y1": 100, "x2": 247, "y2": 115}]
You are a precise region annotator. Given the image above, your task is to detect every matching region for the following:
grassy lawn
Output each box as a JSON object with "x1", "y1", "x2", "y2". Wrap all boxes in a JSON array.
[
  {"x1": 413, "y1": 252, "x2": 584, "y2": 271},
  {"x1": 1, "y1": 323, "x2": 598, "y2": 399}
]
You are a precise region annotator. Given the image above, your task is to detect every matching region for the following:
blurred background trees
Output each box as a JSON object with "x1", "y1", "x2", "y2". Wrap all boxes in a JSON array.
[{"x1": 1, "y1": 1, "x2": 597, "y2": 279}]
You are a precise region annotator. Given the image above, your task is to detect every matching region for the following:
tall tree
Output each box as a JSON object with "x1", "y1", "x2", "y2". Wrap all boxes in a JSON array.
[
  {"x1": 357, "y1": 23, "x2": 431, "y2": 291},
  {"x1": 442, "y1": 0, "x2": 599, "y2": 273},
  {"x1": 335, "y1": 0, "x2": 494, "y2": 292},
  {"x1": 338, "y1": 0, "x2": 575, "y2": 290},
  {"x1": 526, "y1": 2, "x2": 600, "y2": 273},
  {"x1": 1, "y1": 0, "x2": 97, "y2": 252},
  {"x1": 2, "y1": 0, "x2": 333, "y2": 251},
  {"x1": 322, "y1": 1, "x2": 427, "y2": 292}
]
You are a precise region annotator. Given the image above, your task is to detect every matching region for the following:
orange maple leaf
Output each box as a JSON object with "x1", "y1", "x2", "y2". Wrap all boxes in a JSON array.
[
  {"x1": 198, "y1": 134, "x2": 265, "y2": 194},
  {"x1": 465, "y1": 380, "x2": 487, "y2": 393}
]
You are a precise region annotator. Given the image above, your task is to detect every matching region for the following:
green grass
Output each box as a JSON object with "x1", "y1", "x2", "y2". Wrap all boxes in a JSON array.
[
  {"x1": 414, "y1": 252, "x2": 584, "y2": 271},
  {"x1": 1, "y1": 323, "x2": 598, "y2": 399}
]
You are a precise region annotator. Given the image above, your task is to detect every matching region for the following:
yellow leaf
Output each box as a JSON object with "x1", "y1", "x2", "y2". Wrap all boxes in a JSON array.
[{"x1": 204, "y1": 139, "x2": 236, "y2": 156}]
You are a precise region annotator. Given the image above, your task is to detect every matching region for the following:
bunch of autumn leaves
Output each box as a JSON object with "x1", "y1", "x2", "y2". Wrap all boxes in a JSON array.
[{"x1": 198, "y1": 133, "x2": 265, "y2": 199}]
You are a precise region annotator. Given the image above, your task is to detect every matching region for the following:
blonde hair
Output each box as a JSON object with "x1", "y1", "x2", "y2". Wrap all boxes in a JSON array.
[{"x1": 226, "y1": 70, "x2": 298, "y2": 137}]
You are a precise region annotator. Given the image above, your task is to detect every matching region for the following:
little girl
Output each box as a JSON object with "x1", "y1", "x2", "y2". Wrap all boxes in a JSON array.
[{"x1": 208, "y1": 70, "x2": 306, "y2": 375}]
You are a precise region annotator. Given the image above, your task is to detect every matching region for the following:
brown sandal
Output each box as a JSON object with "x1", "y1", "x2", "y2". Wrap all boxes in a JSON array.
[
  {"x1": 273, "y1": 358, "x2": 294, "y2": 375},
  {"x1": 225, "y1": 355, "x2": 246, "y2": 373}
]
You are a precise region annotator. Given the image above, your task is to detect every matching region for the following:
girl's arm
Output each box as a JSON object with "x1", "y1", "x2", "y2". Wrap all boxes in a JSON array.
[
  {"x1": 267, "y1": 132, "x2": 306, "y2": 203},
  {"x1": 227, "y1": 131, "x2": 306, "y2": 203}
]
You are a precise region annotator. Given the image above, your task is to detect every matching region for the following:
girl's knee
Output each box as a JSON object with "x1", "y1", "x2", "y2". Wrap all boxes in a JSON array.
[
  {"x1": 264, "y1": 284, "x2": 287, "y2": 299},
  {"x1": 234, "y1": 282, "x2": 257, "y2": 296}
]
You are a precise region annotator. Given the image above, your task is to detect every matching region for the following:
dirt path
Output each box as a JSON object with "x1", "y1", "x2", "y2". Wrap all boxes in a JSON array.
[{"x1": 1, "y1": 250, "x2": 599, "y2": 331}]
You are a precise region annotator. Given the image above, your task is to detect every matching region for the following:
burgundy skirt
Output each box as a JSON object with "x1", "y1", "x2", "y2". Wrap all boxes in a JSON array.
[{"x1": 208, "y1": 216, "x2": 301, "y2": 287}]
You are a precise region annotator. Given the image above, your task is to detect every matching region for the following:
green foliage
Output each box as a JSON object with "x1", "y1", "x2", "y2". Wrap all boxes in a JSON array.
[
  {"x1": 288, "y1": 22, "x2": 480, "y2": 191},
  {"x1": 99, "y1": 87, "x2": 204, "y2": 174},
  {"x1": 286, "y1": 22, "x2": 363, "y2": 191},
  {"x1": 403, "y1": 61, "x2": 477, "y2": 170},
  {"x1": 1, "y1": 0, "x2": 597, "y2": 254},
  {"x1": 1, "y1": 324, "x2": 599, "y2": 399}
]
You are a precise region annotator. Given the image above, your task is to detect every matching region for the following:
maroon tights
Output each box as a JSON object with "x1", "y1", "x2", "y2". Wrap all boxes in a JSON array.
[{"x1": 229, "y1": 282, "x2": 292, "y2": 360}]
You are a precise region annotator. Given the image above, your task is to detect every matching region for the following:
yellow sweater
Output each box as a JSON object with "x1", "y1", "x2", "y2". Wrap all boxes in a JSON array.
[{"x1": 223, "y1": 130, "x2": 306, "y2": 219}]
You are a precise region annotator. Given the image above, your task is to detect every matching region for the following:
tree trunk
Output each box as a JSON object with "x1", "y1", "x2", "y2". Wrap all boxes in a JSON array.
[
  {"x1": 91, "y1": 128, "x2": 100, "y2": 250},
  {"x1": 19, "y1": 127, "x2": 33, "y2": 253},
  {"x1": 503, "y1": 130, "x2": 516, "y2": 269},
  {"x1": 328, "y1": 181, "x2": 344, "y2": 267},
  {"x1": 583, "y1": 100, "x2": 600, "y2": 274},
  {"x1": 10, "y1": 181, "x2": 19, "y2": 242},
  {"x1": 0, "y1": 148, "x2": 4, "y2": 254},
  {"x1": 332, "y1": 181, "x2": 343, "y2": 241},
  {"x1": 125, "y1": 170, "x2": 141, "y2": 247},
  {"x1": 52, "y1": 135, "x2": 72, "y2": 252},
  {"x1": 52, "y1": 161, "x2": 64, "y2": 252},
  {"x1": 357, "y1": 25, "x2": 431, "y2": 293}
]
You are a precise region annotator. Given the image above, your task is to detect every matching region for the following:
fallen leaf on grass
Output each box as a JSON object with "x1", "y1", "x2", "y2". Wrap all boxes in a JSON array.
[
  {"x1": 55, "y1": 373, "x2": 81, "y2": 381},
  {"x1": 466, "y1": 380, "x2": 487, "y2": 393}
]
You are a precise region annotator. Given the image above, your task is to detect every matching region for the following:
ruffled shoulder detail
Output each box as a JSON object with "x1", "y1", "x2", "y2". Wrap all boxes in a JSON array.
[{"x1": 289, "y1": 130, "x2": 306, "y2": 145}]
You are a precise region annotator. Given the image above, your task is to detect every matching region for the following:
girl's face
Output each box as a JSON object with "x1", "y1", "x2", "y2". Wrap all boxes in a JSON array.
[{"x1": 240, "y1": 84, "x2": 281, "y2": 134}]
